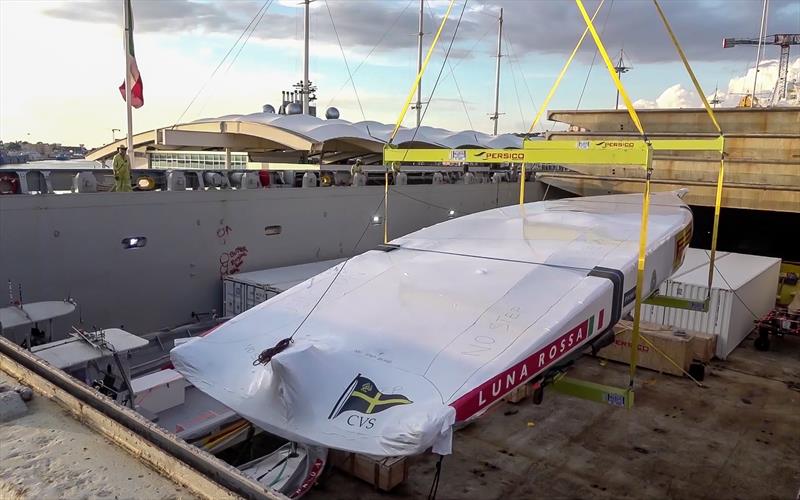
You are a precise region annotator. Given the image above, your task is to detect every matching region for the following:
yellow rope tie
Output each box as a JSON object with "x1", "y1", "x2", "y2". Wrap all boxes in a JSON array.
[
  {"x1": 575, "y1": 0, "x2": 646, "y2": 137},
  {"x1": 388, "y1": 0, "x2": 457, "y2": 144},
  {"x1": 519, "y1": 0, "x2": 606, "y2": 207}
]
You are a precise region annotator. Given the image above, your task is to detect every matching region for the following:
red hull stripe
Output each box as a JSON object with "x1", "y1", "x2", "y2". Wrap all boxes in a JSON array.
[{"x1": 450, "y1": 311, "x2": 603, "y2": 421}]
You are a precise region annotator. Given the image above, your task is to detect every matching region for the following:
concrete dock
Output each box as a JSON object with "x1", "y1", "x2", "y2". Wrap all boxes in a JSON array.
[
  {"x1": 0, "y1": 371, "x2": 197, "y2": 500},
  {"x1": 309, "y1": 333, "x2": 800, "y2": 499}
]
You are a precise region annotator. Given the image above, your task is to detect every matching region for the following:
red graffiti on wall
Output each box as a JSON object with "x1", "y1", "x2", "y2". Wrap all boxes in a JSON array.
[
  {"x1": 220, "y1": 246, "x2": 248, "y2": 276},
  {"x1": 216, "y1": 224, "x2": 233, "y2": 245}
]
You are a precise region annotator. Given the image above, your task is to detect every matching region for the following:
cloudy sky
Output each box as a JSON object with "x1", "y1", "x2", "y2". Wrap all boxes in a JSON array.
[{"x1": 1, "y1": 0, "x2": 798, "y2": 147}]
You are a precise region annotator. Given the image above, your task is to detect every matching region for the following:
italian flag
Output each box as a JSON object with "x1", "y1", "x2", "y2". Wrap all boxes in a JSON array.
[{"x1": 119, "y1": 0, "x2": 143, "y2": 108}]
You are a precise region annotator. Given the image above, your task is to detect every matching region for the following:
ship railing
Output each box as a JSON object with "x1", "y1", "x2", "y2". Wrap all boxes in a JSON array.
[{"x1": 0, "y1": 162, "x2": 523, "y2": 195}]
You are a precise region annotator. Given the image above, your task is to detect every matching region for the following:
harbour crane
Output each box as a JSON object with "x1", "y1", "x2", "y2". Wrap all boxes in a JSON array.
[{"x1": 723, "y1": 34, "x2": 800, "y2": 102}]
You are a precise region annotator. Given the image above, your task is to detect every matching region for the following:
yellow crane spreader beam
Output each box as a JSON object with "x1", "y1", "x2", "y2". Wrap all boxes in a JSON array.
[{"x1": 383, "y1": 137, "x2": 722, "y2": 166}]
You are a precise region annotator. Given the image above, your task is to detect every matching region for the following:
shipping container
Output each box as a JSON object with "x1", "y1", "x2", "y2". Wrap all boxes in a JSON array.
[
  {"x1": 642, "y1": 249, "x2": 781, "y2": 359},
  {"x1": 222, "y1": 258, "x2": 346, "y2": 316}
]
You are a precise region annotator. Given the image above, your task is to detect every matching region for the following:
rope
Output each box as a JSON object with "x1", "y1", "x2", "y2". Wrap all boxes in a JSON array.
[
  {"x1": 388, "y1": 0, "x2": 458, "y2": 144},
  {"x1": 427, "y1": 455, "x2": 444, "y2": 500},
  {"x1": 324, "y1": 0, "x2": 366, "y2": 121}
]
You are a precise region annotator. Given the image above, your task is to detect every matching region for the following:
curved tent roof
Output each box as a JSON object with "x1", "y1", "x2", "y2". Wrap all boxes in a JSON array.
[{"x1": 87, "y1": 112, "x2": 524, "y2": 162}]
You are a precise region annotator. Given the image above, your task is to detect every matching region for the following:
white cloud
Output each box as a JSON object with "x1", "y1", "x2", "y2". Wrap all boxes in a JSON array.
[
  {"x1": 719, "y1": 57, "x2": 800, "y2": 106},
  {"x1": 634, "y1": 57, "x2": 800, "y2": 109},
  {"x1": 634, "y1": 84, "x2": 700, "y2": 109}
]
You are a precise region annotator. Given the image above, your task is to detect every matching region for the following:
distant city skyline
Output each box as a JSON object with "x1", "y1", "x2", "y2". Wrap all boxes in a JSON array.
[{"x1": 1, "y1": 0, "x2": 798, "y2": 147}]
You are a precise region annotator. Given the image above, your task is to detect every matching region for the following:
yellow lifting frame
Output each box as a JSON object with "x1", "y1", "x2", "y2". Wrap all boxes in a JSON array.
[{"x1": 382, "y1": 0, "x2": 727, "y2": 399}]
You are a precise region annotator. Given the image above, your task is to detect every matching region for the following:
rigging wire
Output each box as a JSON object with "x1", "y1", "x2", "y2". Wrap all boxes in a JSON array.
[
  {"x1": 225, "y1": 0, "x2": 275, "y2": 75},
  {"x1": 409, "y1": 0, "x2": 469, "y2": 144},
  {"x1": 575, "y1": 0, "x2": 614, "y2": 110},
  {"x1": 424, "y1": 0, "x2": 474, "y2": 130},
  {"x1": 196, "y1": 0, "x2": 275, "y2": 118},
  {"x1": 502, "y1": 34, "x2": 540, "y2": 130},
  {"x1": 438, "y1": 24, "x2": 495, "y2": 86},
  {"x1": 324, "y1": 0, "x2": 414, "y2": 110},
  {"x1": 324, "y1": 0, "x2": 366, "y2": 121},
  {"x1": 502, "y1": 33, "x2": 527, "y2": 131},
  {"x1": 171, "y1": 0, "x2": 270, "y2": 128}
]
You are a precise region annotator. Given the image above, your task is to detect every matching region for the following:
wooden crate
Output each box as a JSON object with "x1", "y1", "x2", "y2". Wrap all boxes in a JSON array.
[
  {"x1": 504, "y1": 383, "x2": 531, "y2": 403},
  {"x1": 601, "y1": 321, "x2": 692, "y2": 377},
  {"x1": 329, "y1": 450, "x2": 408, "y2": 491}
]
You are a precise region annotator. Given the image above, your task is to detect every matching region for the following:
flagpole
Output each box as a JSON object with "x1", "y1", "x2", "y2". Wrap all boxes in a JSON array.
[{"x1": 123, "y1": 0, "x2": 133, "y2": 156}]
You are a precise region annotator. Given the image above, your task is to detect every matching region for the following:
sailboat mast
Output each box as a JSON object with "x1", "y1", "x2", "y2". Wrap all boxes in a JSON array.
[
  {"x1": 123, "y1": 0, "x2": 133, "y2": 153},
  {"x1": 416, "y1": 0, "x2": 424, "y2": 127},
  {"x1": 491, "y1": 8, "x2": 503, "y2": 136},
  {"x1": 752, "y1": 0, "x2": 769, "y2": 103},
  {"x1": 302, "y1": 0, "x2": 310, "y2": 115}
]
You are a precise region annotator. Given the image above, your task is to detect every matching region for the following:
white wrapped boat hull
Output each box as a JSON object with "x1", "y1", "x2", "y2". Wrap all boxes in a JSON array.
[{"x1": 173, "y1": 192, "x2": 692, "y2": 456}]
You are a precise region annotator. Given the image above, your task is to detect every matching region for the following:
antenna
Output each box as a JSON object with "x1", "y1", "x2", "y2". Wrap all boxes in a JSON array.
[
  {"x1": 613, "y1": 49, "x2": 632, "y2": 110},
  {"x1": 710, "y1": 84, "x2": 722, "y2": 108},
  {"x1": 490, "y1": 8, "x2": 504, "y2": 135}
]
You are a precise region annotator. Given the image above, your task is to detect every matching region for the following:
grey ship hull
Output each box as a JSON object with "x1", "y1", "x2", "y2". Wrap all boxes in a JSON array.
[{"x1": 1, "y1": 182, "x2": 546, "y2": 335}]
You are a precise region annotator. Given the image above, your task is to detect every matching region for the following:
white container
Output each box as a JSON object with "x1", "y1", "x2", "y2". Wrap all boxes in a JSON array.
[
  {"x1": 131, "y1": 368, "x2": 186, "y2": 414},
  {"x1": 642, "y1": 248, "x2": 780, "y2": 359},
  {"x1": 223, "y1": 258, "x2": 345, "y2": 316}
]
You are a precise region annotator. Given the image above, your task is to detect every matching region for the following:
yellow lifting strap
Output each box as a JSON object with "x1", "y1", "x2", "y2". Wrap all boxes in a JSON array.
[
  {"x1": 518, "y1": 0, "x2": 605, "y2": 206},
  {"x1": 652, "y1": 0, "x2": 725, "y2": 295},
  {"x1": 384, "y1": 170, "x2": 389, "y2": 244},
  {"x1": 384, "y1": 0, "x2": 456, "y2": 243},
  {"x1": 526, "y1": 0, "x2": 605, "y2": 136},
  {"x1": 388, "y1": 0, "x2": 457, "y2": 145},
  {"x1": 575, "y1": 0, "x2": 646, "y2": 137},
  {"x1": 574, "y1": 0, "x2": 651, "y2": 388},
  {"x1": 652, "y1": 0, "x2": 721, "y2": 135}
]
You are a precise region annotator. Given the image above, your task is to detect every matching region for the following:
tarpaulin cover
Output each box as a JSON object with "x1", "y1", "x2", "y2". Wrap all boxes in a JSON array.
[{"x1": 172, "y1": 192, "x2": 692, "y2": 456}]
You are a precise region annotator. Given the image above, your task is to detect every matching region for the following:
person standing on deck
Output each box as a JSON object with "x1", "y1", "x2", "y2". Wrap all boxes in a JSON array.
[{"x1": 112, "y1": 145, "x2": 132, "y2": 192}]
